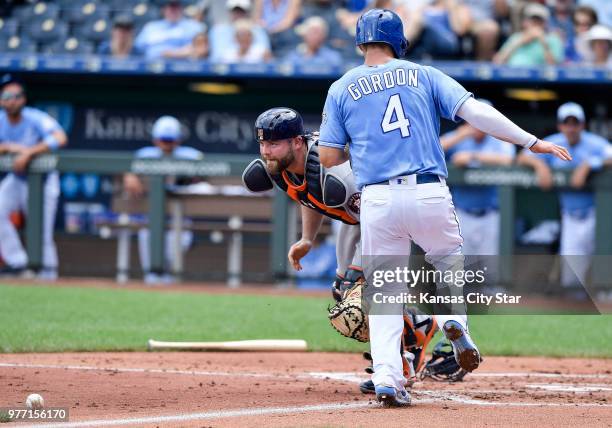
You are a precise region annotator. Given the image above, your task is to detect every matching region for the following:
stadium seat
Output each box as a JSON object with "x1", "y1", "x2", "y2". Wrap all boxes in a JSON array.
[
  {"x1": 0, "y1": 18, "x2": 19, "y2": 38},
  {"x1": 0, "y1": 35, "x2": 37, "y2": 54},
  {"x1": 43, "y1": 37, "x2": 95, "y2": 55},
  {"x1": 27, "y1": 18, "x2": 68, "y2": 43},
  {"x1": 12, "y1": 2, "x2": 60, "y2": 21},
  {"x1": 64, "y1": 1, "x2": 110, "y2": 25},
  {"x1": 73, "y1": 17, "x2": 111, "y2": 43},
  {"x1": 128, "y1": 2, "x2": 160, "y2": 27}
]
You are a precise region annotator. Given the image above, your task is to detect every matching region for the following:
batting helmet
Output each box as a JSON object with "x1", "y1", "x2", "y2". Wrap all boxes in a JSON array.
[
  {"x1": 254, "y1": 107, "x2": 304, "y2": 142},
  {"x1": 420, "y1": 340, "x2": 468, "y2": 382},
  {"x1": 355, "y1": 8, "x2": 408, "y2": 58}
]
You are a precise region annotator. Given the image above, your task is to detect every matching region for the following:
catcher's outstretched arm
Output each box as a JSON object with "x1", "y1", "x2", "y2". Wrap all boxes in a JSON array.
[{"x1": 288, "y1": 205, "x2": 324, "y2": 271}]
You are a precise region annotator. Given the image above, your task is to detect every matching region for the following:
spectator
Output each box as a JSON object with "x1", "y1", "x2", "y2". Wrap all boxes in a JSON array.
[
  {"x1": 493, "y1": 3, "x2": 564, "y2": 66},
  {"x1": 405, "y1": 0, "x2": 472, "y2": 60},
  {"x1": 567, "y1": 5, "x2": 598, "y2": 62},
  {"x1": 134, "y1": 0, "x2": 203, "y2": 60},
  {"x1": 220, "y1": 19, "x2": 272, "y2": 63},
  {"x1": 209, "y1": 0, "x2": 270, "y2": 62},
  {"x1": 284, "y1": 16, "x2": 342, "y2": 67},
  {"x1": 253, "y1": 0, "x2": 302, "y2": 34},
  {"x1": 584, "y1": 24, "x2": 612, "y2": 68},
  {"x1": 0, "y1": 75, "x2": 68, "y2": 280},
  {"x1": 162, "y1": 31, "x2": 209, "y2": 60},
  {"x1": 578, "y1": 0, "x2": 612, "y2": 28},
  {"x1": 301, "y1": 0, "x2": 357, "y2": 58},
  {"x1": 123, "y1": 116, "x2": 203, "y2": 285},
  {"x1": 440, "y1": 100, "x2": 515, "y2": 257},
  {"x1": 98, "y1": 14, "x2": 141, "y2": 58},
  {"x1": 517, "y1": 102, "x2": 611, "y2": 288},
  {"x1": 462, "y1": 0, "x2": 510, "y2": 60}
]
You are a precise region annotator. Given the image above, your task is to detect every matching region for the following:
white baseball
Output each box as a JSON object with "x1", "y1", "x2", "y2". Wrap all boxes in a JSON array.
[{"x1": 25, "y1": 394, "x2": 44, "y2": 410}]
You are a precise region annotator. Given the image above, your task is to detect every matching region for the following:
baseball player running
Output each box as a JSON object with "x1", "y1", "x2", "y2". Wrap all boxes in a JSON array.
[
  {"x1": 318, "y1": 9, "x2": 571, "y2": 407},
  {"x1": 0, "y1": 75, "x2": 68, "y2": 279}
]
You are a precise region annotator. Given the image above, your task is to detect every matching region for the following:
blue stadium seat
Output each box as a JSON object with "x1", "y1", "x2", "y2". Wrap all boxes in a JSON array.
[
  {"x1": 0, "y1": 18, "x2": 19, "y2": 38},
  {"x1": 27, "y1": 18, "x2": 69, "y2": 43},
  {"x1": 108, "y1": 0, "x2": 142, "y2": 14},
  {"x1": 12, "y1": 2, "x2": 60, "y2": 21},
  {"x1": 64, "y1": 1, "x2": 110, "y2": 25},
  {"x1": 127, "y1": 2, "x2": 160, "y2": 27},
  {"x1": 73, "y1": 17, "x2": 111, "y2": 43},
  {"x1": 0, "y1": 35, "x2": 37, "y2": 54},
  {"x1": 43, "y1": 37, "x2": 95, "y2": 55}
]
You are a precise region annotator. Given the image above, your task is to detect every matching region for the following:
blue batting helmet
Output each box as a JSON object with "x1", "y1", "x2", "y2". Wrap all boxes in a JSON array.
[
  {"x1": 254, "y1": 107, "x2": 304, "y2": 142},
  {"x1": 355, "y1": 8, "x2": 408, "y2": 58}
]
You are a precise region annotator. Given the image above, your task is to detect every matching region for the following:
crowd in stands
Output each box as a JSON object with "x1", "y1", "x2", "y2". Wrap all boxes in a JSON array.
[{"x1": 0, "y1": 0, "x2": 610, "y2": 68}]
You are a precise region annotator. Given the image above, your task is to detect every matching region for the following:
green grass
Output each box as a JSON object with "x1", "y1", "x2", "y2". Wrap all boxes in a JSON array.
[{"x1": 0, "y1": 284, "x2": 610, "y2": 357}]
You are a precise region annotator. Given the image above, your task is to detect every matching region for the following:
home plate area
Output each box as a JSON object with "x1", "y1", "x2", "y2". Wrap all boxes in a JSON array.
[{"x1": 1, "y1": 352, "x2": 610, "y2": 427}]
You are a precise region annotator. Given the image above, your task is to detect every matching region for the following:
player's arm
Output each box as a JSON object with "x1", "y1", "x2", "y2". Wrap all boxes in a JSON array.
[
  {"x1": 440, "y1": 124, "x2": 476, "y2": 151},
  {"x1": 13, "y1": 129, "x2": 67, "y2": 173},
  {"x1": 288, "y1": 205, "x2": 325, "y2": 271},
  {"x1": 319, "y1": 146, "x2": 348, "y2": 168},
  {"x1": 516, "y1": 150, "x2": 554, "y2": 190},
  {"x1": 452, "y1": 151, "x2": 513, "y2": 167},
  {"x1": 456, "y1": 98, "x2": 571, "y2": 161}
]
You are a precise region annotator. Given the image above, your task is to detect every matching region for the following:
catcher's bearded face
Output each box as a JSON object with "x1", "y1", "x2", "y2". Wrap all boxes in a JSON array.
[{"x1": 259, "y1": 138, "x2": 296, "y2": 174}]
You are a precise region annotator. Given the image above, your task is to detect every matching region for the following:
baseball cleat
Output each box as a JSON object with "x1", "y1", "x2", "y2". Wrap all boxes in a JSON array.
[
  {"x1": 360, "y1": 379, "x2": 375, "y2": 394},
  {"x1": 443, "y1": 321, "x2": 481, "y2": 372},
  {"x1": 375, "y1": 385, "x2": 411, "y2": 408}
]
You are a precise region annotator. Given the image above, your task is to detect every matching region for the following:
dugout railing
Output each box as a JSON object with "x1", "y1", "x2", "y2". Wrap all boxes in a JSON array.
[{"x1": 0, "y1": 152, "x2": 611, "y2": 286}]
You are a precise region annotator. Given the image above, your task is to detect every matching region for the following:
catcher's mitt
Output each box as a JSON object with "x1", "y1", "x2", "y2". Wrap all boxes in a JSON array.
[{"x1": 328, "y1": 280, "x2": 369, "y2": 342}]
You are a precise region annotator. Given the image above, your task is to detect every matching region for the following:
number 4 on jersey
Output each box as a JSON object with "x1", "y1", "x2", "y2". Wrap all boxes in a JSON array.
[{"x1": 381, "y1": 94, "x2": 411, "y2": 138}]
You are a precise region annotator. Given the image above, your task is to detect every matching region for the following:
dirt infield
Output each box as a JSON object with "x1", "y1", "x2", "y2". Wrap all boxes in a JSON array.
[{"x1": 1, "y1": 352, "x2": 611, "y2": 427}]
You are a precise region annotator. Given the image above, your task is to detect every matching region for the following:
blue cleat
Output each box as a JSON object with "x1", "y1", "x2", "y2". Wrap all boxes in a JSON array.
[
  {"x1": 375, "y1": 385, "x2": 411, "y2": 408},
  {"x1": 443, "y1": 321, "x2": 481, "y2": 372}
]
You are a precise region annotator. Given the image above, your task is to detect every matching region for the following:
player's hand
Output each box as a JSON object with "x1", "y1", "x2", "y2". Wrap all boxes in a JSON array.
[
  {"x1": 534, "y1": 165, "x2": 554, "y2": 190},
  {"x1": 0, "y1": 143, "x2": 26, "y2": 154},
  {"x1": 451, "y1": 151, "x2": 475, "y2": 167},
  {"x1": 570, "y1": 162, "x2": 591, "y2": 189},
  {"x1": 12, "y1": 151, "x2": 32, "y2": 173},
  {"x1": 529, "y1": 140, "x2": 572, "y2": 161},
  {"x1": 288, "y1": 239, "x2": 313, "y2": 271}
]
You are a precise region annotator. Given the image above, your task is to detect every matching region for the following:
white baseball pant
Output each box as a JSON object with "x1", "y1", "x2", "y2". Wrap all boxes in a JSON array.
[
  {"x1": 0, "y1": 173, "x2": 59, "y2": 270},
  {"x1": 361, "y1": 175, "x2": 468, "y2": 392},
  {"x1": 560, "y1": 208, "x2": 595, "y2": 287}
]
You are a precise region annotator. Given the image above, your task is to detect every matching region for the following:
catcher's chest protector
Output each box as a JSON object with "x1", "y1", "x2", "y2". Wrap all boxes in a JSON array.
[{"x1": 270, "y1": 140, "x2": 357, "y2": 225}]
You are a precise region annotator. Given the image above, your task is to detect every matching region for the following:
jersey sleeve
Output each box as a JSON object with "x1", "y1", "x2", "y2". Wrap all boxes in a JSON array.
[
  {"x1": 586, "y1": 134, "x2": 611, "y2": 171},
  {"x1": 427, "y1": 66, "x2": 473, "y2": 122},
  {"x1": 32, "y1": 109, "x2": 62, "y2": 139},
  {"x1": 319, "y1": 88, "x2": 349, "y2": 149}
]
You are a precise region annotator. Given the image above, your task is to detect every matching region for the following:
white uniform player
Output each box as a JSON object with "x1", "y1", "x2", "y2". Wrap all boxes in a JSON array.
[
  {"x1": 0, "y1": 75, "x2": 68, "y2": 279},
  {"x1": 123, "y1": 115, "x2": 203, "y2": 284},
  {"x1": 318, "y1": 9, "x2": 571, "y2": 407},
  {"x1": 518, "y1": 102, "x2": 611, "y2": 288}
]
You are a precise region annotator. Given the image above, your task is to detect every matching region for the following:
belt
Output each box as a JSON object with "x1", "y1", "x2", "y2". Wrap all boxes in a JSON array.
[{"x1": 368, "y1": 173, "x2": 441, "y2": 186}]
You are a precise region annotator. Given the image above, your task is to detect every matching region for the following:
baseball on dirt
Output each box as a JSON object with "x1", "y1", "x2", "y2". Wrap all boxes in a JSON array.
[{"x1": 25, "y1": 393, "x2": 44, "y2": 410}]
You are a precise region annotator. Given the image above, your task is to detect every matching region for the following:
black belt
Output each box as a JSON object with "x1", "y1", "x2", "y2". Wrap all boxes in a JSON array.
[{"x1": 368, "y1": 173, "x2": 441, "y2": 186}]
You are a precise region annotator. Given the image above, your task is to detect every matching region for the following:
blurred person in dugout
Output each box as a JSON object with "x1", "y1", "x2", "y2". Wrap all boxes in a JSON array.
[
  {"x1": 518, "y1": 103, "x2": 612, "y2": 288},
  {"x1": 0, "y1": 74, "x2": 68, "y2": 280},
  {"x1": 97, "y1": 14, "x2": 142, "y2": 58},
  {"x1": 440, "y1": 99, "x2": 515, "y2": 258},
  {"x1": 494, "y1": 2, "x2": 564, "y2": 66},
  {"x1": 122, "y1": 116, "x2": 203, "y2": 285}
]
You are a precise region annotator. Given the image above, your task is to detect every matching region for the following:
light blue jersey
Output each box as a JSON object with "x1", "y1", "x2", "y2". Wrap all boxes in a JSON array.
[
  {"x1": 445, "y1": 134, "x2": 515, "y2": 211},
  {"x1": 135, "y1": 146, "x2": 203, "y2": 160},
  {"x1": 0, "y1": 107, "x2": 61, "y2": 148},
  {"x1": 527, "y1": 131, "x2": 610, "y2": 212},
  {"x1": 319, "y1": 59, "x2": 472, "y2": 189}
]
